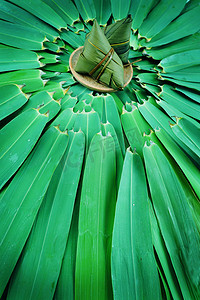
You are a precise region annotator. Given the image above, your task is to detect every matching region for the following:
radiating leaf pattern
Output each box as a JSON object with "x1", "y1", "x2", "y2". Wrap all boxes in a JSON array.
[
  {"x1": 7, "y1": 131, "x2": 84, "y2": 300},
  {"x1": 0, "y1": 0, "x2": 200, "y2": 299},
  {"x1": 112, "y1": 149, "x2": 161, "y2": 300}
]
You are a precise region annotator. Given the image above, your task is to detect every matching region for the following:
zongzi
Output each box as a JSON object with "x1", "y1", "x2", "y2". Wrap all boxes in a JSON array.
[
  {"x1": 75, "y1": 20, "x2": 124, "y2": 90},
  {"x1": 104, "y1": 15, "x2": 132, "y2": 64}
]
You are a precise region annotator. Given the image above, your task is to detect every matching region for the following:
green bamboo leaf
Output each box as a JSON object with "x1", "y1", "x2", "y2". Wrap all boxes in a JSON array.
[
  {"x1": 129, "y1": 79, "x2": 144, "y2": 94},
  {"x1": 0, "y1": 0, "x2": 58, "y2": 42},
  {"x1": 181, "y1": 0, "x2": 200, "y2": 13},
  {"x1": 39, "y1": 52, "x2": 59, "y2": 64},
  {"x1": 7, "y1": 130, "x2": 84, "y2": 300},
  {"x1": 0, "y1": 108, "x2": 48, "y2": 189},
  {"x1": 139, "y1": 0, "x2": 186, "y2": 39},
  {"x1": 88, "y1": 95, "x2": 103, "y2": 117},
  {"x1": 111, "y1": 89, "x2": 134, "y2": 107},
  {"x1": 175, "y1": 86, "x2": 200, "y2": 104},
  {"x1": 159, "y1": 85, "x2": 200, "y2": 120},
  {"x1": 149, "y1": 202, "x2": 183, "y2": 300},
  {"x1": 130, "y1": 90, "x2": 143, "y2": 107},
  {"x1": 21, "y1": 91, "x2": 61, "y2": 121},
  {"x1": 74, "y1": 110, "x2": 101, "y2": 152},
  {"x1": 43, "y1": 60, "x2": 69, "y2": 71},
  {"x1": 138, "y1": 100, "x2": 175, "y2": 138},
  {"x1": 159, "y1": 270, "x2": 173, "y2": 300},
  {"x1": 121, "y1": 105, "x2": 150, "y2": 157},
  {"x1": 56, "y1": 38, "x2": 65, "y2": 48},
  {"x1": 130, "y1": 33, "x2": 140, "y2": 50},
  {"x1": 9, "y1": 0, "x2": 67, "y2": 30},
  {"x1": 126, "y1": 81, "x2": 140, "y2": 93},
  {"x1": 160, "y1": 66, "x2": 200, "y2": 83},
  {"x1": 81, "y1": 93, "x2": 94, "y2": 104},
  {"x1": 144, "y1": 32, "x2": 200, "y2": 60},
  {"x1": 154, "y1": 105, "x2": 200, "y2": 165},
  {"x1": 64, "y1": 43, "x2": 75, "y2": 54},
  {"x1": 71, "y1": 21, "x2": 85, "y2": 33},
  {"x1": 60, "y1": 29, "x2": 84, "y2": 49},
  {"x1": 111, "y1": 149, "x2": 161, "y2": 300},
  {"x1": 0, "y1": 70, "x2": 44, "y2": 93},
  {"x1": 77, "y1": 97, "x2": 92, "y2": 109},
  {"x1": 155, "y1": 128, "x2": 200, "y2": 199},
  {"x1": 129, "y1": 48, "x2": 143, "y2": 59},
  {"x1": 0, "y1": 48, "x2": 41, "y2": 72},
  {"x1": 60, "y1": 94, "x2": 78, "y2": 110},
  {"x1": 157, "y1": 99, "x2": 200, "y2": 126},
  {"x1": 93, "y1": 0, "x2": 111, "y2": 24},
  {"x1": 54, "y1": 193, "x2": 80, "y2": 300},
  {"x1": 135, "y1": 89, "x2": 149, "y2": 103},
  {"x1": 139, "y1": 100, "x2": 198, "y2": 163},
  {"x1": 144, "y1": 130, "x2": 200, "y2": 233},
  {"x1": 52, "y1": 75, "x2": 75, "y2": 89},
  {"x1": 37, "y1": 81, "x2": 66, "y2": 100},
  {"x1": 142, "y1": 84, "x2": 161, "y2": 100},
  {"x1": 0, "y1": 20, "x2": 45, "y2": 51},
  {"x1": 110, "y1": 0, "x2": 130, "y2": 20},
  {"x1": 42, "y1": 70, "x2": 59, "y2": 80},
  {"x1": 58, "y1": 50, "x2": 70, "y2": 63},
  {"x1": 101, "y1": 122, "x2": 123, "y2": 189},
  {"x1": 90, "y1": 95, "x2": 104, "y2": 119},
  {"x1": 73, "y1": 98, "x2": 89, "y2": 113},
  {"x1": 0, "y1": 126, "x2": 68, "y2": 297},
  {"x1": 136, "y1": 73, "x2": 160, "y2": 86},
  {"x1": 144, "y1": 142, "x2": 200, "y2": 299},
  {"x1": 74, "y1": 100, "x2": 93, "y2": 113},
  {"x1": 142, "y1": 5, "x2": 200, "y2": 47},
  {"x1": 73, "y1": 0, "x2": 96, "y2": 22},
  {"x1": 123, "y1": 101, "x2": 137, "y2": 112},
  {"x1": 110, "y1": 93, "x2": 124, "y2": 113},
  {"x1": 134, "y1": 60, "x2": 156, "y2": 72},
  {"x1": 171, "y1": 118, "x2": 200, "y2": 158},
  {"x1": 159, "y1": 50, "x2": 200, "y2": 73},
  {"x1": 54, "y1": 73, "x2": 76, "y2": 87},
  {"x1": 75, "y1": 133, "x2": 116, "y2": 300},
  {"x1": 69, "y1": 84, "x2": 92, "y2": 100},
  {"x1": 51, "y1": 108, "x2": 77, "y2": 131},
  {"x1": 0, "y1": 84, "x2": 28, "y2": 120},
  {"x1": 42, "y1": 0, "x2": 79, "y2": 26},
  {"x1": 43, "y1": 41, "x2": 62, "y2": 53},
  {"x1": 129, "y1": 0, "x2": 155, "y2": 30},
  {"x1": 103, "y1": 95, "x2": 125, "y2": 154},
  {"x1": 160, "y1": 77, "x2": 200, "y2": 91}
]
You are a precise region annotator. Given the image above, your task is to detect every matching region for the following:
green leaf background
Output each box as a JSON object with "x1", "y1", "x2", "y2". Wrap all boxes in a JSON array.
[{"x1": 0, "y1": 0, "x2": 200, "y2": 299}]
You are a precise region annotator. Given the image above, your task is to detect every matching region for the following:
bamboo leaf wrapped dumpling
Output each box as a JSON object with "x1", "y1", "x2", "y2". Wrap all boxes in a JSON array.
[
  {"x1": 75, "y1": 20, "x2": 124, "y2": 90},
  {"x1": 104, "y1": 15, "x2": 132, "y2": 64}
]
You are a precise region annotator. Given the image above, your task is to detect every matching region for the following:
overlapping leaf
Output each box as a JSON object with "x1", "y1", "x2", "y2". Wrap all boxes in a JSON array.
[
  {"x1": 112, "y1": 149, "x2": 161, "y2": 300},
  {"x1": 0, "y1": 108, "x2": 48, "y2": 189},
  {"x1": 0, "y1": 126, "x2": 68, "y2": 297},
  {"x1": 144, "y1": 142, "x2": 200, "y2": 299},
  {"x1": 0, "y1": 84, "x2": 28, "y2": 120},
  {"x1": 7, "y1": 131, "x2": 84, "y2": 300},
  {"x1": 0, "y1": 1, "x2": 200, "y2": 299}
]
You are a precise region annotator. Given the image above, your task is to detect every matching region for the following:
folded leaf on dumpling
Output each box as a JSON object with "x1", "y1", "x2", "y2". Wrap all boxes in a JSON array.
[
  {"x1": 75, "y1": 20, "x2": 124, "y2": 90},
  {"x1": 104, "y1": 15, "x2": 132, "y2": 64}
]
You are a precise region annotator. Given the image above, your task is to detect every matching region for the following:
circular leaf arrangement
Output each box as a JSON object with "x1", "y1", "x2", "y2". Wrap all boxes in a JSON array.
[{"x1": 0, "y1": 1, "x2": 200, "y2": 299}]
